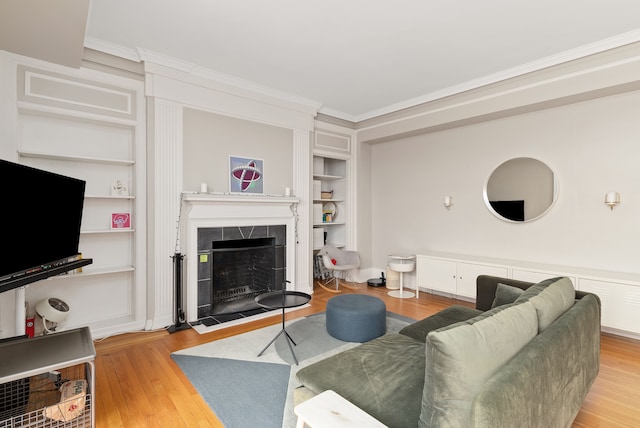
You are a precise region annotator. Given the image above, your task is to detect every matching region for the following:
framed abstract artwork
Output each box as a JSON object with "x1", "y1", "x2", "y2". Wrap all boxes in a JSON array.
[
  {"x1": 111, "y1": 212, "x2": 131, "y2": 229},
  {"x1": 229, "y1": 156, "x2": 264, "y2": 194}
]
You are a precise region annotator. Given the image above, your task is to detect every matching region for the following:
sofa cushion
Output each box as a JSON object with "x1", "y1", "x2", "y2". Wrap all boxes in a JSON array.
[
  {"x1": 514, "y1": 276, "x2": 576, "y2": 332},
  {"x1": 491, "y1": 283, "x2": 525, "y2": 308},
  {"x1": 419, "y1": 301, "x2": 538, "y2": 428},
  {"x1": 399, "y1": 305, "x2": 483, "y2": 343},
  {"x1": 296, "y1": 333, "x2": 426, "y2": 428}
]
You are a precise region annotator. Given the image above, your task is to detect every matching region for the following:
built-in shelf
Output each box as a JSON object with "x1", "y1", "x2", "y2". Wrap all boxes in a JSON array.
[
  {"x1": 313, "y1": 199, "x2": 344, "y2": 204},
  {"x1": 313, "y1": 173, "x2": 343, "y2": 181},
  {"x1": 81, "y1": 229, "x2": 136, "y2": 234},
  {"x1": 85, "y1": 194, "x2": 135, "y2": 200},
  {"x1": 312, "y1": 150, "x2": 349, "y2": 256},
  {"x1": 47, "y1": 265, "x2": 135, "y2": 279},
  {"x1": 314, "y1": 221, "x2": 346, "y2": 226},
  {"x1": 18, "y1": 150, "x2": 135, "y2": 166}
]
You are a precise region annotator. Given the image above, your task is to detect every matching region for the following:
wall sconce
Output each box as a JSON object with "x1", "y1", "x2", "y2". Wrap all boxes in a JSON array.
[
  {"x1": 604, "y1": 191, "x2": 620, "y2": 210},
  {"x1": 444, "y1": 196, "x2": 453, "y2": 210}
]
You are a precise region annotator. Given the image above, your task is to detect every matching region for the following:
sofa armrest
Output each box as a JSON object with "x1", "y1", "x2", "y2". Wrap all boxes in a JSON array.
[{"x1": 476, "y1": 275, "x2": 534, "y2": 311}]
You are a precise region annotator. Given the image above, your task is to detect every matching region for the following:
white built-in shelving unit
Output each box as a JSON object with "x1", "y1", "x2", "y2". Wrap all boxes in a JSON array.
[
  {"x1": 3, "y1": 61, "x2": 147, "y2": 339},
  {"x1": 313, "y1": 157, "x2": 347, "y2": 249},
  {"x1": 311, "y1": 125, "x2": 354, "y2": 253}
]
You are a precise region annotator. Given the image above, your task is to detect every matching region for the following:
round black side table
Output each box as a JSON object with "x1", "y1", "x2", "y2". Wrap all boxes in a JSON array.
[{"x1": 255, "y1": 290, "x2": 311, "y2": 365}]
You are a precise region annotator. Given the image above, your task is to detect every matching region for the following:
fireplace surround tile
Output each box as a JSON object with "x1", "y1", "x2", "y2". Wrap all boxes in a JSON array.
[
  {"x1": 197, "y1": 228, "x2": 223, "y2": 249},
  {"x1": 196, "y1": 225, "x2": 287, "y2": 319}
]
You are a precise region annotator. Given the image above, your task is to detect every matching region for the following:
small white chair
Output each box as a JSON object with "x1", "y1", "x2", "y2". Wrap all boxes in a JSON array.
[{"x1": 317, "y1": 245, "x2": 360, "y2": 292}]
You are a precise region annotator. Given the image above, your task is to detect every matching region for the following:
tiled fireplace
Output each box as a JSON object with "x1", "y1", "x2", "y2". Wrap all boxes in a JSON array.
[
  {"x1": 196, "y1": 225, "x2": 286, "y2": 322},
  {"x1": 183, "y1": 194, "x2": 298, "y2": 323}
]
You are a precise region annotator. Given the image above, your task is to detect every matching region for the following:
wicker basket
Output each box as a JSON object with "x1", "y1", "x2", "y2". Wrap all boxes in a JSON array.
[{"x1": 321, "y1": 190, "x2": 333, "y2": 199}]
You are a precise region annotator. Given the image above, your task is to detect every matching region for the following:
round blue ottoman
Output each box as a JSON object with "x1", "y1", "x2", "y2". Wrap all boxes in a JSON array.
[{"x1": 326, "y1": 294, "x2": 386, "y2": 342}]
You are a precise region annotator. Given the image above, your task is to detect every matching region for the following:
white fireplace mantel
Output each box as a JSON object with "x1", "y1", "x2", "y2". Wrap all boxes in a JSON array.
[
  {"x1": 183, "y1": 192, "x2": 299, "y2": 206},
  {"x1": 181, "y1": 192, "x2": 300, "y2": 322}
]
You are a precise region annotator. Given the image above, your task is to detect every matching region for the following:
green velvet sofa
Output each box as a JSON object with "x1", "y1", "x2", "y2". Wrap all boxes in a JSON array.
[{"x1": 295, "y1": 275, "x2": 601, "y2": 428}]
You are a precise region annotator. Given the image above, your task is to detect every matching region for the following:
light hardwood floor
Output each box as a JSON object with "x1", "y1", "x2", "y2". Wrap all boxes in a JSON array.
[{"x1": 94, "y1": 283, "x2": 640, "y2": 427}]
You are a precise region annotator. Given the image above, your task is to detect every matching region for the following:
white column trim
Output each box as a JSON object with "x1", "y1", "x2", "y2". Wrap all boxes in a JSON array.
[
  {"x1": 293, "y1": 129, "x2": 313, "y2": 293},
  {"x1": 148, "y1": 99, "x2": 183, "y2": 330}
]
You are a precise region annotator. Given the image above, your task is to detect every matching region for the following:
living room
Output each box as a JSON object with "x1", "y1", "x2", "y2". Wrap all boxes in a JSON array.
[{"x1": 1, "y1": 1, "x2": 640, "y2": 427}]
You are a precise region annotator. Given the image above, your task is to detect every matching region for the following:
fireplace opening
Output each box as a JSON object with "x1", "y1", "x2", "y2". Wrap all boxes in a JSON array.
[
  {"x1": 195, "y1": 224, "x2": 287, "y2": 326},
  {"x1": 209, "y1": 237, "x2": 278, "y2": 316}
]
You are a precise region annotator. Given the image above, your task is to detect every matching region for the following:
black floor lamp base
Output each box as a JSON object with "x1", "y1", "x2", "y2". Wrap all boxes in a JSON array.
[
  {"x1": 167, "y1": 322, "x2": 192, "y2": 334},
  {"x1": 168, "y1": 252, "x2": 191, "y2": 334}
]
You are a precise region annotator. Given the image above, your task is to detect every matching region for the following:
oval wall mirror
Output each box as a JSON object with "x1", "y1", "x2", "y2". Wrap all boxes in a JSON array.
[{"x1": 483, "y1": 157, "x2": 557, "y2": 222}]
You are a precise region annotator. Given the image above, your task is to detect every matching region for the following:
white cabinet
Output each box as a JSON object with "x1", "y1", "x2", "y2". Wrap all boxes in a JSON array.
[
  {"x1": 578, "y1": 278, "x2": 640, "y2": 335},
  {"x1": 417, "y1": 257, "x2": 456, "y2": 294},
  {"x1": 457, "y1": 262, "x2": 509, "y2": 298},
  {"x1": 512, "y1": 268, "x2": 576, "y2": 286},
  {"x1": 512, "y1": 268, "x2": 640, "y2": 336},
  {"x1": 416, "y1": 255, "x2": 508, "y2": 299},
  {"x1": 417, "y1": 252, "x2": 640, "y2": 337}
]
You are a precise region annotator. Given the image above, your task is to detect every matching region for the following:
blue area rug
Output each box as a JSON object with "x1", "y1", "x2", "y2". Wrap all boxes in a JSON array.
[
  {"x1": 171, "y1": 311, "x2": 414, "y2": 428},
  {"x1": 171, "y1": 355, "x2": 290, "y2": 428}
]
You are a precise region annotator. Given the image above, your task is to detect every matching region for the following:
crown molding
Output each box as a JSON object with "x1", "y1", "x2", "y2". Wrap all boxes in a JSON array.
[
  {"x1": 351, "y1": 29, "x2": 640, "y2": 122},
  {"x1": 86, "y1": 30, "x2": 640, "y2": 124},
  {"x1": 138, "y1": 48, "x2": 322, "y2": 115},
  {"x1": 84, "y1": 37, "x2": 141, "y2": 63},
  {"x1": 85, "y1": 39, "x2": 322, "y2": 116}
]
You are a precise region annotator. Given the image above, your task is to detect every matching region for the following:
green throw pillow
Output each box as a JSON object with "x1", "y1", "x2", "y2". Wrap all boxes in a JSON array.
[
  {"x1": 491, "y1": 283, "x2": 525, "y2": 308},
  {"x1": 419, "y1": 301, "x2": 538, "y2": 428},
  {"x1": 514, "y1": 277, "x2": 576, "y2": 333}
]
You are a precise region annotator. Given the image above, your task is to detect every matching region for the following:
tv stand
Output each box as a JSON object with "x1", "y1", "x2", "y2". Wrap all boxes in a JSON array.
[
  {"x1": 8, "y1": 259, "x2": 93, "y2": 337},
  {"x1": 2, "y1": 259, "x2": 93, "y2": 291},
  {"x1": 0, "y1": 327, "x2": 95, "y2": 427}
]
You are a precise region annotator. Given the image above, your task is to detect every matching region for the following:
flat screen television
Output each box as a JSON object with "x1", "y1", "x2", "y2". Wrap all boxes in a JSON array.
[
  {"x1": 490, "y1": 200, "x2": 525, "y2": 222},
  {"x1": 0, "y1": 159, "x2": 92, "y2": 293}
]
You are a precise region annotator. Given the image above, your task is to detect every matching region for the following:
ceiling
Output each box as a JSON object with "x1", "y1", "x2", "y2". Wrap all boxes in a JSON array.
[{"x1": 3, "y1": 1, "x2": 640, "y2": 122}]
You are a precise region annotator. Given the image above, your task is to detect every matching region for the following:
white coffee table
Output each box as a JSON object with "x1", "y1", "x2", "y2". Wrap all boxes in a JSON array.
[{"x1": 294, "y1": 389, "x2": 387, "y2": 428}]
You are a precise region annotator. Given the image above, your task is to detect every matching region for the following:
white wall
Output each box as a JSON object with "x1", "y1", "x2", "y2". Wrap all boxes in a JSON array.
[
  {"x1": 355, "y1": 140, "x2": 373, "y2": 275},
  {"x1": 368, "y1": 90, "x2": 640, "y2": 275},
  {"x1": 183, "y1": 108, "x2": 294, "y2": 194}
]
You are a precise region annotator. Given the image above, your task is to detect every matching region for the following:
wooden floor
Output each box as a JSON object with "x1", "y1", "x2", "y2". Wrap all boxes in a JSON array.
[{"x1": 94, "y1": 283, "x2": 640, "y2": 427}]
